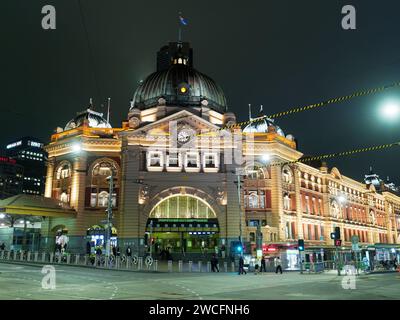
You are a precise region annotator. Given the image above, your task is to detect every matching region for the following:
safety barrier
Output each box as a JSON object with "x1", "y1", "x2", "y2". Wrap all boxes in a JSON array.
[{"x1": 0, "y1": 250, "x2": 240, "y2": 274}]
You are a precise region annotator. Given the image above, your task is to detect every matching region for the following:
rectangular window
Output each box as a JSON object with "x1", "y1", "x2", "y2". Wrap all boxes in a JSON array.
[
  {"x1": 90, "y1": 193, "x2": 97, "y2": 207},
  {"x1": 204, "y1": 153, "x2": 216, "y2": 168},
  {"x1": 167, "y1": 152, "x2": 180, "y2": 167},
  {"x1": 148, "y1": 151, "x2": 162, "y2": 167},
  {"x1": 259, "y1": 191, "x2": 265, "y2": 209},
  {"x1": 186, "y1": 153, "x2": 199, "y2": 168},
  {"x1": 248, "y1": 190, "x2": 259, "y2": 209}
]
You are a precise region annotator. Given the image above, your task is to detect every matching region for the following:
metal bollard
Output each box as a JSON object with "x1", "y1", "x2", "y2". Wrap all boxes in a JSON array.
[
  {"x1": 231, "y1": 262, "x2": 235, "y2": 272},
  {"x1": 153, "y1": 260, "x2": 158, "y2": 272},
  {"x1": 188, "y1": 261, "x2": 193, "y2": 272},
  {"x1": 168, "y1": 260, "x2": 173, "y2": 272},
  {"x1": 116, "y1": 257, "x2": 121, "y2": 269},
  {"x1": 66, "y1": 254, "x2": 71, "y2": 264},
  {"x1": 13, "y1": 251, "x2": 17, "y2": 260},
  {"x1": 178, "y1": 260, "x2": 183, "y2": 272},
  {"x1": 207, "y1": 261, "x2": 211, "y2": 272},
  {"x1": 75, "y1": 254, "x2": 79, "y2": 265},
  {"x1": 41, "y1": 252, "x2": 46, "y2": 263},
  {"x1": 27, "y1": 252, "x2": 31, "y2": 262},
  {"x1": 224, "y1": 262, "x2": 228, "y2": 272},
  {"x1": 84, "y1": 255, "x2": 88, "y2": 266},
  {"x1": 0, "y1": 251, "x2": 4, "y2": 260},
  {"x1": 138, "y1": 257, "x2": 143, "y2": 270},
  {"x1": 198, "y1": 261, "x2": 202, "y2": 272},
  {"x1": 19, "y1": 251, "x2": 24, "y2": 261},
  {"x1": 7, "y1": 251, "x2": 11, "y2": 260},
  {"x1": 49, "y1": 252, "x2": 54, "y2": 263},
  {"x1": 126, "y1": 257, "x2": 130, "y2": 269},
  {"x1": 34, "y1": 252, "x2": 39, "y2": 262}
]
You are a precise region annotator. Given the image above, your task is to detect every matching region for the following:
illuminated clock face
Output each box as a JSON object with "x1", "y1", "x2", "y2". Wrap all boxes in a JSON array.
[{"x1": 178, "y1": 130, "x2": 191, "y2": 144}]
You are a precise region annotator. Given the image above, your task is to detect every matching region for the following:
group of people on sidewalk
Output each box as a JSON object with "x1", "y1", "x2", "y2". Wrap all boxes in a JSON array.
[{"x1": 239, "y1": 255, "x2": 283, "y2": 275}]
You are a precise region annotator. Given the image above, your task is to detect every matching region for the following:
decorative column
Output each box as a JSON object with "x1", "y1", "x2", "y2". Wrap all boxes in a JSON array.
[
  {"x1": 45, "y1": 157, "x2": 55, "y2": 198},
  {"x1": 294, "y1": 166, "x2": 303, "y2": 239},
  {"x1": 270, "y1": 161, "x2": 284, "y2": 241},
  {"x1": 70, "y1": 155, "x2": 87, "y2": 212}
]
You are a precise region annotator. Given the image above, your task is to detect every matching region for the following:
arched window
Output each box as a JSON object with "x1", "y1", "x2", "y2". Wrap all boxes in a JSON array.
[
  {"x1": 282, "y1": 166, "x2": 293, "y2": 184},
  {"x1": 54, "y1": 161, "x2": 72, "y2": 204},
  {"x1": 331, "y1": 200, "x2": 340, "y2": 218},
  {"x1": 89, "y1": 160, "x2": 118, "y2": 208},
  {"x1": 149, "y1": 194, "x2": 216, "y2": 219},
  {"x1": 56, "y1": 163, "x2": 71, "y2": 180},
  {"x1": 369, "y1": 210, "x2": 376, "y2": 225},
  {"x1": 245, "y1": 165, "x2": 266, "y2": 180}
]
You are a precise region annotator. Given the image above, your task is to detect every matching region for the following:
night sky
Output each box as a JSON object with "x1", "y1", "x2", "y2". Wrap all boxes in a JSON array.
[{"x1": 2, "y1": 0, "x2": 400, "y2": 184}]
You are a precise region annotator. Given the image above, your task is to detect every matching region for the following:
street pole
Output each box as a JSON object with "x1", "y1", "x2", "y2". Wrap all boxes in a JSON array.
[
  {"x1": 106, "y1": 172, "x2": 114, "y2": 259},
  {"x1": 237, "y1": 174, "x2": 243, "y2": 252}
]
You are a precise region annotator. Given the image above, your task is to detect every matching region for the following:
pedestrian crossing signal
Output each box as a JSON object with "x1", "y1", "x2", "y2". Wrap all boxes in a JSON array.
[
  {"x1": 335, "y1": 239, "x2": 342, "y2": 247},
  {"x1": 298, "y1": 239, "x2": 304, "y2": 251}
]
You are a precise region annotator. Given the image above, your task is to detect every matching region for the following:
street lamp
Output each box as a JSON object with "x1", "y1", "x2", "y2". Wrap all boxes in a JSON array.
[
  {"x1": 261, "y1": 154, "x2": 270, "y2": 163},
  {"x1": 72, "y1": 143, "x2": 82, "y2": 153},
  {"x1": 381, "y1": 101, "x2": 400, "y2": 119},
  {"x1": 0, "y1": 213, "x2": 5, "y2": 219}
]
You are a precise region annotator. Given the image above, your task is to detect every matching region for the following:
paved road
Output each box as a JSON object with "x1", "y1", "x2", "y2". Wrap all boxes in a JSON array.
[{"x1": 0, "y1": 262, "x2": 399, "y2": 300}]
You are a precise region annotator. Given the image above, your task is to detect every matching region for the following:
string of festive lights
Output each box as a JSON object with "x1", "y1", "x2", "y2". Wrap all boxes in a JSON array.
[
  {"x1": 269, "y1": 140, "x2": 400, "y2": 168},
  {"x1": 198, "y1": 81, "x2": 400, "y2": 136}
]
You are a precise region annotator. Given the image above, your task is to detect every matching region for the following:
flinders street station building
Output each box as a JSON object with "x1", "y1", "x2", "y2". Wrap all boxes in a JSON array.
[{"x1": 2, "y1": 42, "x2": 400, "y2": 266}]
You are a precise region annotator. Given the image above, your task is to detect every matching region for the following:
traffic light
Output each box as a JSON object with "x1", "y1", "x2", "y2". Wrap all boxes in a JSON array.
[
  {"x1": 297, "y1": 239, "x2": 305, "y2": 251},
  {"x1": 334, "y1": 227, "x2": 341, "y2": 239},
  {"x1": 236, "y1": 244, "x2": 243, "y2": 253}
]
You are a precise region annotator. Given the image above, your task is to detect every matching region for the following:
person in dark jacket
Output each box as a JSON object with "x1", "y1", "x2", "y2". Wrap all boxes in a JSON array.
[
  {"x1": 260, "y1": 256, "x2": 266, "y2": 273},
  {"x1": 238, "y1": 255, "x2": 247, "y2": 275},
  {"x1": 86, "y1": 241, "x2": 91, "y2": 255},
  {"x1": 112, "y1": 246, "x2": 117, "y2": 257},
  {"x1": 126, "y1": 246, "x2": 132, "y2": 257},
  {"x1": 211, "y1": 254, "x2": 219, "y2": 272}
]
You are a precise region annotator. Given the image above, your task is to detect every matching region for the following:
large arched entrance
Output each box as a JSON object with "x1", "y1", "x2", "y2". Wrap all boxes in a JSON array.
[{"x1": 146, "y1": 194, "x2": 219, "y2": 256}]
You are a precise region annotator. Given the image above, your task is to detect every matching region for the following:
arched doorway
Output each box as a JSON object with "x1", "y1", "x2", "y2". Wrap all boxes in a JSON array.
[{"x1": 146, "y1": 194, "x2": 219, "y2": 257}]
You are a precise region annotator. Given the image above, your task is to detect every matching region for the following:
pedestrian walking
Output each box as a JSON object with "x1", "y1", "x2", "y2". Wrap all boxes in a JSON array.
[
  {"x1": 126, "y1": 246, "x2": 132, "y2": 257},
  {"x1": 112, "y1": 245, "x2": 117, "y2": 257},
  {"x1": 238, "y1": 255, "x2": 247, "y2": 275},
  {"x1": 0, "y1": 243, "x2": 5, "y2": 251},
  {"x1": 211, "y1": 254, "x2": 219, "y2": 272},
  {"x1": 260, "y1": 256, "x2": 266, "y2": 273},
  {"x1": 274, "y1": 256, "x2": 283, "y2": 274}
]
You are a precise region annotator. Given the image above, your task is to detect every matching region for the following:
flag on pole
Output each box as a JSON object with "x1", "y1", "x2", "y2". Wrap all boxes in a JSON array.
[{"x1": 179, "y1": 14, "x2": 188, "y2": 26}]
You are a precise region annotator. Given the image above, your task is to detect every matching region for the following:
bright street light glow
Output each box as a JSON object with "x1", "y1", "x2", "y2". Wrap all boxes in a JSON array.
[
  {"x1": 0, "y1": 213, "x2": 5, "y2": 219},
  {"x1": 338, "y1": 195, "x2": 346, "y2": 204},
  {"x1": 381, "y1": 101, "x2": 400, "y2": 119},
  {"x1": 19, "y1": 220, "x2": 24, "y2": 224},
  {"x1": 262, "y1": 154, "x2": 270, "y2": 162},
  {"x1": 72, "y1": 143, "x2": 82, "y2": 153}
]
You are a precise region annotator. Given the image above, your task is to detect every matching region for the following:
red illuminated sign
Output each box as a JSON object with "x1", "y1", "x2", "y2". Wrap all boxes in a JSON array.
[{"x1": 0, "y1": 157, "x2": 16, "y2": 165}]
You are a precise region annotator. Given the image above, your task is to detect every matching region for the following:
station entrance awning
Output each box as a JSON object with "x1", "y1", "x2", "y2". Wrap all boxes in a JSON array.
[{"x1": 0, "y1": 194, "x2": 76, "y2": 218}]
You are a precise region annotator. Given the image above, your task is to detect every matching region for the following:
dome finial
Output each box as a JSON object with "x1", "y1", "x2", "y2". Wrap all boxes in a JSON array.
[
  {"x1": 248, "y1": 104, "x2": 252, "y2": 121},
  {"x1": 107, "y1": 97, "x2": 111, "y2": 124},
  {"x1": 89, "y1": 98, "x2": 93, "y2": 110},
  {"x1": 260, "y1": 105, "x2": 263, "y2": 113}
]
